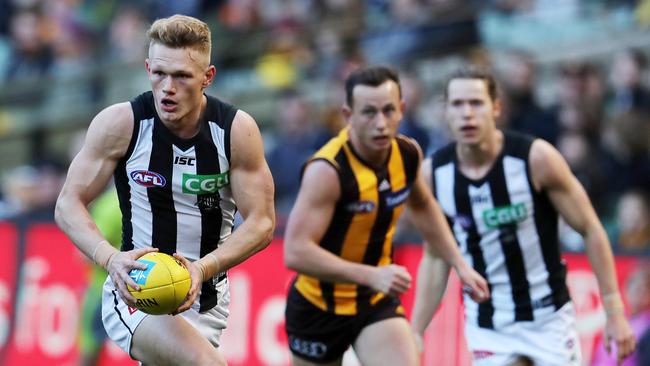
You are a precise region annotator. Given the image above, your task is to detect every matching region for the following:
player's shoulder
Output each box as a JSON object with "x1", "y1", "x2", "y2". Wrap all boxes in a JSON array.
[
  {"x1": 83, "y1": 102, "x2": 135, "y2": 160},
  {"x1": 502, "y1": 129, "x2": 535, "y2": 159},
  {"x1": 396, "y1": 134, "x2": 423, "y2": 159},
  {"x1": 529, "y1": 136, "x2": 560, "y2": 167},
  {"x1": 91, "y1": 102, "x2": 134, "y2": 135},
  {"x1": 429, "y1": 140, "x2": 456, "y2": 167},
  {"x1": 301, "y1": 158, "x2": 341, "y2": 199}
]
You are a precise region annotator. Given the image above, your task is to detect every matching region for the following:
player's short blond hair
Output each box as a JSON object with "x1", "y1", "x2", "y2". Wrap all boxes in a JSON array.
[{"x1": 147, "y1": 15, "x2": 211, "y2": 59}]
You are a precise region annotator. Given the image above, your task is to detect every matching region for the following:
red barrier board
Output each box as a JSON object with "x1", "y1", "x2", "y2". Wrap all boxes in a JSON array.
[
  {"x1": 0, "y1": 223, "x2": 18, "y2": 353},
  {"x1": 0, "y1": 223, "x2": 643, "y2": 366},
  {"x1": 3, "y1": 224, "x2": 91, "y2": 365}
]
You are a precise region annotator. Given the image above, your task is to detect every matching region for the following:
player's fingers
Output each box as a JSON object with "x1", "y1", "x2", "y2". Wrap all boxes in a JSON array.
[
  {"x1": 117, "y1": 281, "x2": 137, "y2": 306},
  {"x1": 131, "y1": 246, "x2": 158, "y2": 259},
  {"x1": 123, "y1": 273, "x2": 143, "y2": 292},
  {"x1": 130, "y1": 259, "x2": 149, "y2": 271},
  {"x1": 620, "y1": 336, "x2": 635, "y2": 360},
  {"x1": 172, "y1": 252, "x2": 189, "y2": 264}
]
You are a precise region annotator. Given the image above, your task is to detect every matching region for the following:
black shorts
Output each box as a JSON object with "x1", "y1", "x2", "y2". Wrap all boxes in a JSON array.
[{"x1": 284, "y1": 285, "x2": 405, "y2": 363}]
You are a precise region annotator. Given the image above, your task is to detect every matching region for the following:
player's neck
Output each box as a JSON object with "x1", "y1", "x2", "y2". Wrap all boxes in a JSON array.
[
  {"x1": 161, "y1": 95, "x2": 207, "y2": 139},
  {"x1": 456, "y1": 130, "x2": 503, "y2": 176},
  {"x1": 349, "y1": 133, "x2": 390, "y2": 170}
]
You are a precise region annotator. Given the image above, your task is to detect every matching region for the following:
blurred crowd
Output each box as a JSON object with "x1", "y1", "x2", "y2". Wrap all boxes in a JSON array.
[{"x1": 0, "y1": 0, "x2": 650, "y2": 254}]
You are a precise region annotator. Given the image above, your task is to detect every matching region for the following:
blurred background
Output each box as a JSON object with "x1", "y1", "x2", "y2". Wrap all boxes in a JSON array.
[{"x1": 1, "y1": 1, "x2": 650, "y2": 365}]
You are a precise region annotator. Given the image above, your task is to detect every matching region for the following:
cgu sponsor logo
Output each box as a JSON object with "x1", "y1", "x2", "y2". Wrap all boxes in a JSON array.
[
  {"x1": 483, "y1": 203, "x2": 528, "y2": 228},
  {"x1": 182, "y1": 172, "x2": 230, "y2": 195},
  {"x1": 131, "y1": 170, "x2": 166, "y2": 187}
]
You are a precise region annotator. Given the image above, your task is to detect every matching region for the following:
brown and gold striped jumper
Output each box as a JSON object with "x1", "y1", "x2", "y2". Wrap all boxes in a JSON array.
[{"x1": 293, "y1": 127, "x2": 420, "y2": 315}]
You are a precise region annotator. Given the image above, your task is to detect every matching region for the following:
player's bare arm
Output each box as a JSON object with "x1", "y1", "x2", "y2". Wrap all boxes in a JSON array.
[
  {"x1": 55, "y1": 103, "x2": 157, "y2": 306},
  {"x1": 530, "y1": 138, "x2": 636, "y2": 363},
  {"x1": 410, "y1": 156, "x2": 452, "y2": 350},
  {"x1": 174, "y1": 110, "x2": 275, "y2": 313},
  {"x1": 283, "y1": 159, "x2": 409, "y2": 296},
  {"x1": 406, "y1": 146, "x2": 489, "y2": 304}
]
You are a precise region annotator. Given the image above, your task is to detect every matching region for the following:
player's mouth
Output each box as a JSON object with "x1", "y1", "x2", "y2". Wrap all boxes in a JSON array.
[
  {"x1": 161, "y1": 98, "x2": 178, "y2": 112},
  {"x1": 373, "y1": 135, "x2": 391, "y2": 146},
  {"x1": 460, "y1": 126, "x2": 478, "y2": 135}
]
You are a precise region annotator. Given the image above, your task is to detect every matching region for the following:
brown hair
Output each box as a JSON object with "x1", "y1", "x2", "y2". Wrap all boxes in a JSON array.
[
  {"x1": 444, "y1": 67, "x2": 499, "y2": 102},
  {"x1": 345, "y1": 65, "x2": 402, "y2": 108},
  {"x1": 147, "y1": 15, "x2": 211, "y2": 57}
]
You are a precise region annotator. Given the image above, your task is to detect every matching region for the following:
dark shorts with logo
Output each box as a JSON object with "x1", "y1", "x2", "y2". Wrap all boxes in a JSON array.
[{"x1": 284, "y1": 285, "x2": 404, "y2": 363}]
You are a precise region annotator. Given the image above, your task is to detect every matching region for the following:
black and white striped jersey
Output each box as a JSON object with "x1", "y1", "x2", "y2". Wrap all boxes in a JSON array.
[
  {"x1": 430, "y1": 131, "x2": 570, "y2": 329},
  {"x1": 114, "y1": 91, "x2": 236, "y2": 311}
]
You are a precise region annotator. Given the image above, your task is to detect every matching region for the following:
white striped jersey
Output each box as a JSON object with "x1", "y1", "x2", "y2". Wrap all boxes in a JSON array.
[
  {"x1": 430, "y1": 131, "x2": 570, "y2": 329},
  {"x1": 114, "y1": 91, "x2": 236, "y2": 311}
]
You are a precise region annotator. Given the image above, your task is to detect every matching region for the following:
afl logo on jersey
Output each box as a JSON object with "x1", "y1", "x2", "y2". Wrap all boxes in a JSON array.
[{"x1": 130, "y1": 170, "x2": 166, "y2": 188}]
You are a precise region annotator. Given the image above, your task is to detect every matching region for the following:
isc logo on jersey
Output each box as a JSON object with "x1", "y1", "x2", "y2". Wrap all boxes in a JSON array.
[
  {"x1": 182, "y1": 172, "x2": 229, "y2": 194},
  {"x1": 131, "y1": 170, "x2": 166, "y2": 187}
]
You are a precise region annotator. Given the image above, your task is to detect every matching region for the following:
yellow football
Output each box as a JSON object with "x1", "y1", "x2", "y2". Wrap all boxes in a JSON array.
[{"x1": 128, "y1": 252, "x2": 191, "y2": 315}]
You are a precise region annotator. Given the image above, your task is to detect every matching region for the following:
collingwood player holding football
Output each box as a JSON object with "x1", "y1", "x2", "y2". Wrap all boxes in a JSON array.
[{"x1": 55, "y1": 15, "x2": 274, "y2": 366}]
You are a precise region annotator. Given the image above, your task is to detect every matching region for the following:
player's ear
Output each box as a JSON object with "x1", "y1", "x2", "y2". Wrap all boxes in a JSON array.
[
  {"x1": 145, "y1": 59, "x2": 151, "y2": 73},
  {"x1": 493, "y1": 98, "x2": 502, "y2": 119},
  {"x1": 341, "y1": 103, "x2": 353, "y2": 121},
  {"x1": 203, "y1": 65, "x2": 216, "y2": 89}
]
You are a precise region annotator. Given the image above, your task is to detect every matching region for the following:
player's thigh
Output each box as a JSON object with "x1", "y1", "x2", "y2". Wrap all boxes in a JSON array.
[
  {"x1": 353, "y1": 317, "x2": 418, "y2": 366},
  {"x1": 291, "y1": 354, "x2": 342, "y2": 366},
  {"x1": 130, "y1": 314, "x2": 226, "y2": 366}
]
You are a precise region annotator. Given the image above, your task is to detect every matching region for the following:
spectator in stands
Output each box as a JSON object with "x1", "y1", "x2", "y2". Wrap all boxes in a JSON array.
[
  {"x1": 266, "y1": 89, "x2": 329, "y2": 223},
  {"x1": 0, "y1": 161, "x2": 65, "y2": 220},
  {"x1": 4, "y1": 10, "x2": 53, "y2": 82},
  {"x1": 592, "y1": 263, "x2": 650, "y2": 366},
  {"x1": 553, "y1": 62, "x2": 604, "y2": 141},
  {"x1": 607, "y1": 48, "x2": 650, "y2": 115},
  {"x1": 498, "y1": 49, "x2": 559, "y2": 144},
  {"x1": 556, "y1": 131, "x2": 611, "y2": 214},
  {"x1": 600, "y1": 110, "x2": 650, "y2": 200},
  {"x1": 609, "y1": 189, "x2": 650, "y2": 253},
  {"x1": 398, "y1": 72, "x2": 430, "y2": 155},
  {"x1": 107, "y1": 6, "x2": 148, "y2": 64}
]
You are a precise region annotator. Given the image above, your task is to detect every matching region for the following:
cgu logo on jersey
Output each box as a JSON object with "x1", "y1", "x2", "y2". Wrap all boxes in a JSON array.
[
  {"x1": 182, "y1": 172, "x2": 230, "y2": 195},
  {"x1": 483, "y1": 203, "x2": 528, "y2": 229},
  {"x1": 131, "y1": 170, "x2": 166, "y2": 188}
]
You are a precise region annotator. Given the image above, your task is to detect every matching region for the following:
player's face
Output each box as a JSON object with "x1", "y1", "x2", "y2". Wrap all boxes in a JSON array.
[
  {"x1": 146, "y1": 43, "x2": 214, "y2": 124},
  {"x1": 445, "y1": 78, "x2": 500, "y2": 146},
  {"x1": 344, "y1": 80, "x2": 404, "y2": 162}
]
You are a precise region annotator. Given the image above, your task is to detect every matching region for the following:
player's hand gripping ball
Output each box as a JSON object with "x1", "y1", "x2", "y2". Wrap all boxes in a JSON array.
[{"x1": 128, "y1": 252, "x2": 191, "y2": 315}]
